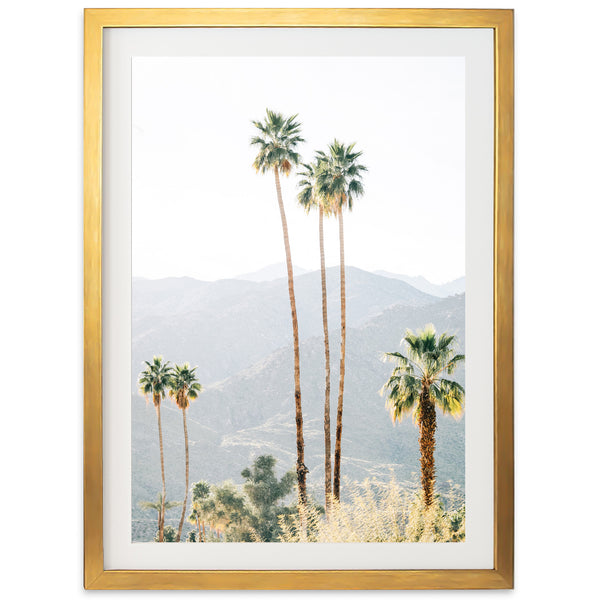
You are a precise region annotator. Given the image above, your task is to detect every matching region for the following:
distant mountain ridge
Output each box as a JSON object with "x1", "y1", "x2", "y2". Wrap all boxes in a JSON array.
[
  {"x1": 232, "y1": 263, "x2": 464, "y2": 297},
  {"x1": 132, "y1": 266, "x2": 437, "y2": 385},
  {"x1": 134, "y1": 265, "x2": 465, "y2": 298},
  {"x1": 235, "y1": 263, "x2": 309, "y2": 281},
  {"x1": 374, "y1": 271, "x2": 465, "y2": 297}
]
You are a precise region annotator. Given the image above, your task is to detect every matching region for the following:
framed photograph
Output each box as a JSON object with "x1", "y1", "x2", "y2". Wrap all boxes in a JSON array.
[{"x1": 84, "y1": 8, "x2": 513, "y2": 590}]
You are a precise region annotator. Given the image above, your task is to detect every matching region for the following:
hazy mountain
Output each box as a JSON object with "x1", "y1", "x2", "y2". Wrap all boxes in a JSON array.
[
  {"x1": 374, "y1": 271, "x2": 465, "y2": 298},
  {"x1": 131, "y1": 271, "x2": 465, "y2": 541},
  {"x1": 235, "y1": 262, "x2": 309, "y2": 282},
  {"x1": 132, "y1": 267, "x2": 437, "y2": 385}
]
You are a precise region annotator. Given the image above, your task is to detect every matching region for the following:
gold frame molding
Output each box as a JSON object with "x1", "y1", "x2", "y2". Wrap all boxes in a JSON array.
[{"x1": 84, "y1": 8, "x2": 513, "y2": 590}]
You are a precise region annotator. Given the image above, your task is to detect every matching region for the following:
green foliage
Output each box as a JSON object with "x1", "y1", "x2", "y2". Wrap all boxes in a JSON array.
[
  {"x1": 314, "y1": 140, "x2": 367, "y2": 213},
  {"x1": 241, "y1": 455, "x2": 296, "y2": 542},
  {"x1": 138, "y1": 356, "x2": 173, "y2": 406},
  {"x1": 167, "y1": 362, "x2": 203, "y2": 410},
  {"x1": 192, "y1": 480, "x2": 211, "y2": 502},
  {"x1": 381, "y1": 324, "x2": 465, "y2": 423},
  {"x1": 155, "y1": 525, "x2": 177, "y2": 542},
  {"x1": 297, "y1": 160, "x2": 333, "y2": 216},
  {"x1": 139, "y1": 493, "x2": 181, "y2": 514},
  {"x1": 448, "y1": 505, "x2": 466, "y2": 542},
  {"x1": 186, "y1": 530, "x2": 197, "y2": 543},
  {"x1": 194, "y1": 481, "x2": 253, "y2": 542},
  {"x1": 250, "y1": 109, "x2": 304, "y2": 176}
]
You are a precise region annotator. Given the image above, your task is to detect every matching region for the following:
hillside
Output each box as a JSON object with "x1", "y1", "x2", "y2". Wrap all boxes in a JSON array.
[
  {"x1": 131, "y1": 270, "x2": 464, "y2": 541},
  {"x1": 132, "y1": 266, "x2": 436, "y2": 385}
]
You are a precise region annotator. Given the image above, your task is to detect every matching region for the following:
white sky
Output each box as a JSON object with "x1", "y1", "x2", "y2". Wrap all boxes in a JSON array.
[{"x1": 132, "y1": 56, "x2": 465, "y2": 284}]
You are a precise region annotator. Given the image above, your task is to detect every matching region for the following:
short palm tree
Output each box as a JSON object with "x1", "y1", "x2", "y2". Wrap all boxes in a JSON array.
[
  {"x1": 168, "y1": 362, "x2": 203, "y2": 542},
  {"x1": 138, "y1": 356, "x2": 173, "y2": 541},
  {"x1": 188, "y1": 507, "x2": 203, "y2": 543},
  {"x1": 251, "y1": 108, "x2": 309, "y2": 508},
  {"x1": 316, "y1": 140, "x2": 367, "y2": 501},
  {"x1": 139, "y1": 493, "x2": 181, "y2": 541},
  {"x1": 298, "y1": 159, "x2": 334, "y2": 513},
  {"x1": 189, "y1": 480, "x2": 211, "y2": 542},
  {"x1": 381, "y1": 325, "x2": 465, "y2": 507}
]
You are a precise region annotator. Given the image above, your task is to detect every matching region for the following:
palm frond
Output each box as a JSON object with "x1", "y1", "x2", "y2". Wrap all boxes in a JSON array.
[
  {"x1": 431, "y1": 378, "x2": 465, "y2": 416},
  {"x1": 250, "y1": 108, "x2": 304, "y2": 175},
  {"x1": 168, "y1": 362, "x2": 203, "y2": 410},
  {"x1": 381, "y1": 325, "x2": 465, "y2": 425}
]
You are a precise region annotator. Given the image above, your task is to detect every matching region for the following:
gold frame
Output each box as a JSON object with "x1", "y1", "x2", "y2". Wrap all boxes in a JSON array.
[{"x1": 84, "y1": 8, "x2": 513, "y2": 590}]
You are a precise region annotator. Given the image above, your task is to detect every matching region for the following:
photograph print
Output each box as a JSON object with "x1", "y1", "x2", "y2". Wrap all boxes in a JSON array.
[{"x1": 131, "y1": 54, "x2": 466, "y2": 544}]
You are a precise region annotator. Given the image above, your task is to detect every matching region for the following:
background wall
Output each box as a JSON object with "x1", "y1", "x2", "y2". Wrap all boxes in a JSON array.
[{"x1": 1, "y1": 0, "x2": 598, "y2": 596}]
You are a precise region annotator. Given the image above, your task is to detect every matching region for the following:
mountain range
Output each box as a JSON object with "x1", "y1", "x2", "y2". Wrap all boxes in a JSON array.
[
  {"x1": 231, "y1": 262, "x2": 465, "y2": 297},
  {"x1": 373, "y1": 270, "x2": 465, "y2": 297},
  {"x1": 131, "y1": 267, "x2": 465, "y2": 541}
]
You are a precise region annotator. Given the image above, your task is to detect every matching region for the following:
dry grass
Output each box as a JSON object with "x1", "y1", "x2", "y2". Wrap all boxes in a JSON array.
[{"x1": 279, "y1": 477, "x2": 465, "y2": 543}]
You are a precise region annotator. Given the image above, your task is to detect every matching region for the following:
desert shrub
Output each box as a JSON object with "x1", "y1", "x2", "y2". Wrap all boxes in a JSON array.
[
  {"x1": 186, "y1": 530, "x2": 197, "y2": 542},
  {"x1": 279, "y1": 477, "x2": 465, "y2": 543},
  {"x1": 154, "y1": 525, "x2": 177, "y2": 542}
]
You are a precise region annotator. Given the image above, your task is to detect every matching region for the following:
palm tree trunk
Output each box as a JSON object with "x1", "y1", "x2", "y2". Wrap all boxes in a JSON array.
[
  {"x1": 333, "y1": 208, "x2": 346, "y2": 501},
  {"x1": 176, "y1": 407, "x2": 190, "y2": 542},
  {"x1": 319, "y1": 206, "x2": 332, "y2": 514},
  {"x1": 274, "y1": 166, "x2": 307, "y2": 507},
  {"x1": 419, "y1": 387, "x2": 437, "y2": 507},
  {"x1": 155, "y1": 402, "x2": 166, "y2": 542},
  {"x1": 202, "y1": 521, "x2": 206, "y2": 543},
  {"x1": 197, "y1": 519, "x2": 202, "y2": 542}
]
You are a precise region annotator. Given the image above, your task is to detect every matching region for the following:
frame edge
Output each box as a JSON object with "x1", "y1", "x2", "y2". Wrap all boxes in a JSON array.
[{"x1": 83, "y1": 7, "x2": 515, "y2": 590}]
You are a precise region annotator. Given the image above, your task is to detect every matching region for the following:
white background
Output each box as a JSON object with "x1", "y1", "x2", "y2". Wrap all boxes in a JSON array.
[{"x1": 0, "y1": 0, "x2": 598, "y2": 596}]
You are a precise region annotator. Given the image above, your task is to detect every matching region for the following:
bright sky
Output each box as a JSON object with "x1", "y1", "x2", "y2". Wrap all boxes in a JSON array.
[{"x1": 132, "y1": 56, "x2": 465, "y2": 284}]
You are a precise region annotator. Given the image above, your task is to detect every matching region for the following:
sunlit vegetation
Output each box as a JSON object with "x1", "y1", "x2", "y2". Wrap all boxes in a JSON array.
[
  {"x1": 279, "y1": 477, "x2": 465, "y2": 543},
  {"x1": 134, "y1": 108, "x2": 465, "y2": 544}
]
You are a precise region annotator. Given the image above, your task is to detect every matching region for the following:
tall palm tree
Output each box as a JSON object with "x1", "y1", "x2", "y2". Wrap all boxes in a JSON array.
[
  {"x1": 139, "y1": 493, "x2": 181, "y2": 541},
  {"x1": 316, "y1": 140, "x2": 367, "y2": 501},
  {"x1": 251, "y1": 108, "x2": 309, "y2": 507},
  {"x1": 168, "y1": 362, "x2": 203, "y2": 542},
  {"x1": 138, "y1": 356, "x2": 173, "y2": 541},
  {"x1": 381, "y1": 325, "x2": 465, "y2": 507},
  {"x1": 297, "y1": 159, "x2": 334, "y2": 514}
]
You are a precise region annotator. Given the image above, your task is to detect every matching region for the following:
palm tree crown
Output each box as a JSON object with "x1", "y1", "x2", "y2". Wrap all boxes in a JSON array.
[
  {"x1": 297, "y1": 160, "x2": 333, "y2": 215},
  {"x1": 138, "y1": 356, "x2": 173, "y2": 406},
  {"x1": 168, "y1": 363, "x2": 202, "y2": 410},
  {"x1": 251, "y1": 109, "x2": 304, "y2": 175},
  {"x1": 381, "y1": 325, "x2": 465, "y2": 423},
  {"x1": 139, "y1": 493, "x2": 181, "y2": 514},
  {"x1": 315, "y1": 140, "x2": 367, "y2": 212}
]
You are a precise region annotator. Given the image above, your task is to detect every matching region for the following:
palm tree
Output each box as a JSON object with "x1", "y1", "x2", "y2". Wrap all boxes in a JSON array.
[
  {"x1": 168, "y1": 362, "x2": 203, "y2": 542},
  {"x1": 297, "y1": 159, "x2": 334, "y2": 513},
  {"x1": 188, "y1": 507, "x2": 203, "y2": 543},
  {"x1": 139, "y1": 493, "x2": 181, "y2": 541},
  {"x1": 251, "y1": 108, "x2": 309, "y2": 507},
  {"x1": 316, "y1": 140, "x2": 367, "y2": 501},
  {"x1": 189, "y1": 480, "x2": 211, "y2": 542},
  {"x1": 138, "y1": 356, "x2": 173, "y2": 541},
  {"x1": 381, "y1": 325, "x2": 465, "y2": 507}
]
